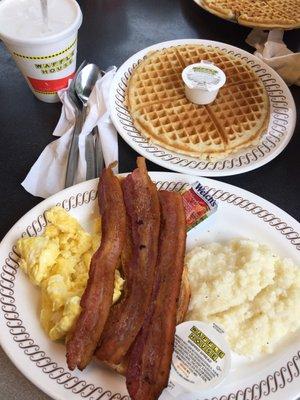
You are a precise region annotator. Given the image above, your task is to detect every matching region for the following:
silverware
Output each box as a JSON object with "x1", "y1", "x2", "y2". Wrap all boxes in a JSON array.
[
  {"x1": 65, "y1": 63, "x2": 99, "y2": 188},
  {"x1": 90, "y1": 66, "x2": 115, "y2": 177},
  {"x1": 67, "y1": 60, "x2": 86, "y2": 109},
  {"x1": 65, "y1": 61, "x2": 87, "y2": 188},
  {"x1": 93, "y1": 125, "x2": 104, "y2": 177},
  {"x1": 74, "y1": 64, "x2": 101, "y2": 181},
  {"x1": 65, "y1": 64, "x2": 112, "y2": 187}
]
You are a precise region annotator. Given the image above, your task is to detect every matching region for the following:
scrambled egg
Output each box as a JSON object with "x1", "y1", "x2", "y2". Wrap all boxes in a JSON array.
[{"x1": 17, "y1": 206, "x2": 124, "y2": 341}]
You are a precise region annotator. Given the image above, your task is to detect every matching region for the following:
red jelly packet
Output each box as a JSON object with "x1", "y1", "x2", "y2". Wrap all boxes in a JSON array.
[{"x1": 181, "y1": 182, "x2": 217, "y2": 231}]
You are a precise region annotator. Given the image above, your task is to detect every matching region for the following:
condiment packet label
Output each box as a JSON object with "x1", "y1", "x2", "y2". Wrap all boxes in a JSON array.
[
  {"x1": 167, "y1": 321, "x2": 231, "y2": 397},
  {"x1": 186, "y1": 66, "x2": 221, "y2": 89},
  {"x1": 181, "y1": 182, "x2": 218, "y2": 231}
]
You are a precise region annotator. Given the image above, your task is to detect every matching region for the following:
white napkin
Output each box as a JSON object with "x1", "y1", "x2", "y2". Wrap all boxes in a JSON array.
[
  {"x1": 246, "y1": 29, "x2": 300, "y2": 86},
  {"x1": 22, "y1": 68, "x2": 118, "y2": 198}
]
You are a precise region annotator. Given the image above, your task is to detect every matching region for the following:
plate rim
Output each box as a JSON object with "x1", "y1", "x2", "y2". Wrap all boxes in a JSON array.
[
  {"x1": 0, "y1": 173, "x2": 299, "y2": 400},
  {"x1": 109, "y1": 38, "x2": 296, "y2": 177}
]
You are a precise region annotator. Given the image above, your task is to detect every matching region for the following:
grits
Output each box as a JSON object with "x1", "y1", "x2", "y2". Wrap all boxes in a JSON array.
[{"x1": 186, "y1": 239, "x2": 300, "y2": 356}]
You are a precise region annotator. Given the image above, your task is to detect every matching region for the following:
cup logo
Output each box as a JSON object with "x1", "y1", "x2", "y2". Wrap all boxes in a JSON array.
[{"x1": 34, "y1": 49, "x2": 75, "y2": 75}]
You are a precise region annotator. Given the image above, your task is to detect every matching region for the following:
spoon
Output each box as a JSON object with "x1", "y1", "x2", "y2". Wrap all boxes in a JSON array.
[
  {"x1": 75, "y1": 64, "x2": 101, "y2": 181},
  {"x1": 75, "y1": 63, "x2": 101, "y2": 108},
  {"x1": 65, "y1": 64, "x2": 100, "y2": 188}
]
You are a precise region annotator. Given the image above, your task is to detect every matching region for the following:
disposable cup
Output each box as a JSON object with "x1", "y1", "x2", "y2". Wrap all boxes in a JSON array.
[{"x1": 0, "y1": 0, "x2": 82, "y2": 103}]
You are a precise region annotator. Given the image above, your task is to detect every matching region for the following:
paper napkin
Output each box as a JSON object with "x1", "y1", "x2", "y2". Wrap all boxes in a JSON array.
[
  {"x1": 22, "y1": 68, "x2": 118, "y2": 198},
  {"x1": 246, "y1": 29, "x2": 300, "y2": 86}
]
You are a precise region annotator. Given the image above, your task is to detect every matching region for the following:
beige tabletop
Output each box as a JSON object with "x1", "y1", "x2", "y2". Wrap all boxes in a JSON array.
[{"x1": 0, "y1": 347, "x2": 51, "y2": 400}]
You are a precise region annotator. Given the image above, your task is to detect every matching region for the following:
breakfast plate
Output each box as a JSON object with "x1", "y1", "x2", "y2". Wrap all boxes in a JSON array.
[
  {"x1": 0, "y1": 172, "x2": 299, "y2": 400},
  {"x1": 110, "y1": 39, "x2": 296, "y2": 177}
]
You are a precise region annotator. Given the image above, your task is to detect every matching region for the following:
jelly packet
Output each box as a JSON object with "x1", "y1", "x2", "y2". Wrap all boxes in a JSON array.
[{"x1": 181, "y1": 182, "x2": 218, "y2": 231}]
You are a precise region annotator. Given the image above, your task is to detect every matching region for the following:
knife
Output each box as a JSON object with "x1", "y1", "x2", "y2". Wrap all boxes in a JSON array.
[{"x1": 65, "y1": 61, "x2": 86, "y2": 188}]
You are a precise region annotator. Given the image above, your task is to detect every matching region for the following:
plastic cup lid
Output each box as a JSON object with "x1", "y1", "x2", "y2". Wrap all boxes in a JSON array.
[{"x1": 0, "y1": 0, "x2": 82, "y2": 46}]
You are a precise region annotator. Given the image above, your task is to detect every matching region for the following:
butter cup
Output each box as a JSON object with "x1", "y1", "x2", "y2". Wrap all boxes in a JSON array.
[
  {"x1": 167, "y1": 321, "x2": 231, "y2": 397},
  {"x1": 182, "y1": 61, "x2": 226, "y2": 105}
]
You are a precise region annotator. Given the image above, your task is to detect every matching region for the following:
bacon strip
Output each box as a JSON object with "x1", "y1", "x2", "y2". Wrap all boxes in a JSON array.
[
  {"x1": 126, "y1": 190, "x2": 186, "y2": 400},
  {"x1": 95, "y1": 157, "x2": 160, "y2": 365},
  {"x1": 66, "y1": 166, "x2": 126, "y2": 371}
]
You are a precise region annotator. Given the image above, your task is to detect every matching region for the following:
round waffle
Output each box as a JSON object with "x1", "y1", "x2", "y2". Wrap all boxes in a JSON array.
[
  {"x1": 201, "y1": 0, "x2": 300, "y2": 29},
  {"x1": 126, "y1": 45, "x2": 270, "y2": 160}
]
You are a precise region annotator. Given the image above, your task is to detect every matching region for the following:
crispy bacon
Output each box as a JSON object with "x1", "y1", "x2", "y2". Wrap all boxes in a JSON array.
[
  {"x1": 126, "y1": 190, "x2": 186, "y2": 400},
  {"x1": 95, "y1": 158, "x2": 160, "y2": 365},
  {"x1": 66, "y1": 166, "x2": 126, "y2": 371}
]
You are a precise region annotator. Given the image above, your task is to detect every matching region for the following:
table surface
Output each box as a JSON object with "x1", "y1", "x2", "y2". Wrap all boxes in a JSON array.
[{"x1": 0, "y1": 0, "x2": 299, "y2": 399}]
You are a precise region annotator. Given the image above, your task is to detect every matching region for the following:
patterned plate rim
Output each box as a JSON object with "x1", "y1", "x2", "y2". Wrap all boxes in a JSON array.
[
  {"x1": 0, "y1": 174, "x2": 299, "y2": 400},
  {"x1": 109, "y1": 39, "x2": 296, "y2": 177}
]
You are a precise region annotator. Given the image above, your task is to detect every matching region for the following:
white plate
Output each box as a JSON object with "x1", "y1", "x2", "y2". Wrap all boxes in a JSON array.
[
  {"x1": 109, "y1": 39, "x2": 296, "y2": 177},
  {"x1": 0, "y1": 173, "x2": 299, "y2": 400}
]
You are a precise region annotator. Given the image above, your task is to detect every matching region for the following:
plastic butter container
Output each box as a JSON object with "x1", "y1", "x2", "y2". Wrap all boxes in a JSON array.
[
  {"x1": 182, "y1": 61, "x2": 226, "y2": 105},
  {"x1": 167, "y1": 321, "x2": 231, "y2": 398}
]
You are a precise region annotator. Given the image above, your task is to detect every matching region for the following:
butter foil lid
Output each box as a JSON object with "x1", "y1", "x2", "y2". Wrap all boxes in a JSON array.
[
  {"x1": 167, "y1": 321, "x2": 231, "y2": 398},
  {"x1": 182, "y1": 61, "x2": 226, "y2": 92},
  {"x1": 182, "y1": 181, "x2": 218, "y2": 231}
]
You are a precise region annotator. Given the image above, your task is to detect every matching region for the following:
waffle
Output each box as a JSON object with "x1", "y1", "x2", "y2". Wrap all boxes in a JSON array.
[
  {"x1": 202, "y1": 0, "x2": 300, "y2": 29},
  {"x1": 126, "y1": 45, "x2": 270, "y2": 160},
  {"x1": 127, "y1": 48, "x2": 184, "y2": 111},
  {"x1": 265, "y1": 0, "x2": 300, "y2": 27}
]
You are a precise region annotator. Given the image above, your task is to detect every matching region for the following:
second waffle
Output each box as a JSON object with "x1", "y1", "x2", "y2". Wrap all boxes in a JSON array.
[{"x1": 126, "y1": 44, "x2": 270, "y2": 160}]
